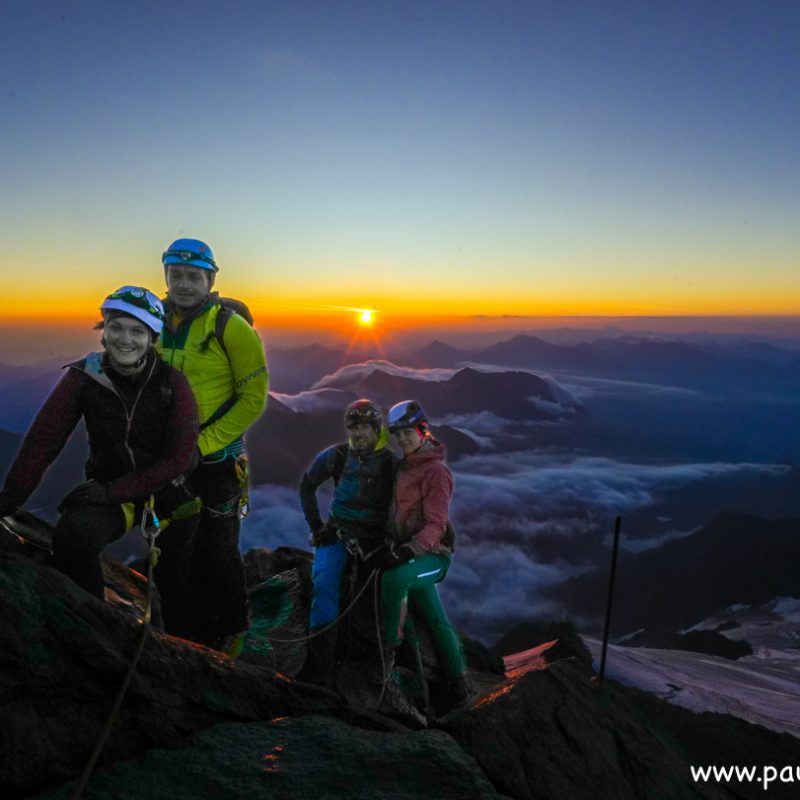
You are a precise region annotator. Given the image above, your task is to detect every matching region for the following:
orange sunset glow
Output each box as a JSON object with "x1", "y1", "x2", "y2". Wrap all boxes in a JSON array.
[
  {"x1": 1, "y1": 0, "x2": 798, "y2": 364},
  {"x1": 5, "y1": 282, "x2": 800, "y2": 326}
]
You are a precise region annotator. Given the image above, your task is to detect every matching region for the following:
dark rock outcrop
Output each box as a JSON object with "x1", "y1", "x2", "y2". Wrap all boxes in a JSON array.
[
  {"x1": 35, "y1": 716, "x2": 506, "y2": 800},
  {"x1": 491, "y1": 620, "x2": 594, "y2": 669},
  {"x1": 1, "y1": 514, "x2": 792, "y2": 800},
  {"x1": 445, "y1": 661, "x2": 729, "y2": 800},
  {"x1": 0, "y1": 547, "x2": 329, "y2": 799}
]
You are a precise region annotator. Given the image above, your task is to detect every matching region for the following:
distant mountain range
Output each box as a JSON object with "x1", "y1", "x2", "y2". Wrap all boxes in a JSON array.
[
  {"x1": 265, "y1": 342, "x2": 348, "y2": 394},
  {"x1": 4, "y1": 331, "x2": 799, "y2": 428},
  {"x1": 2, "y1": 338, "x2": 798, "y2": 515},
  {"x1": 264, "y1": 332, "x2": 800, "y2": 397},
  {"x1": 0, "y1": 359, "x2": 65, "y2": 431},
  {"x1": 419, "y1": 333, "x2": 800, "y2": 395},
  {"x1": 0, "y1": 362, "x2": 564, "y2": 503},
  {"x1": 554, "y1": 512, "x2": 800, "y2": 637}
]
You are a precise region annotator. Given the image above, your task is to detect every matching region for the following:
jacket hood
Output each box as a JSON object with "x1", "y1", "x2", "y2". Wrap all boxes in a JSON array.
[
  {"x1": 67, "y1": 349, "x2": 158, "y2": 393},
  {"x1": 403, "y1": 437, "x2": 446, "y2": 466}
]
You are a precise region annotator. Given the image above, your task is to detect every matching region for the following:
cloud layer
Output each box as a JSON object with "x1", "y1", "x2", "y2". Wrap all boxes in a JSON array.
[
  {"x1": 312, "y1": 360, "x2": 457, "y2": 390},
  {"x1": 241, "y1": 457, "x2": 790, "y2": 643},
  {"x1": 271, "y1": 388, "x2": 352, "y2": 414}
]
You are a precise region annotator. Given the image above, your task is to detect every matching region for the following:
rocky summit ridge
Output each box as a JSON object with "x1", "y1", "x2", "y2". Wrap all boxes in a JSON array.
[{"x1": 1, "y1": 513, "x2": 796, "y2": 800}]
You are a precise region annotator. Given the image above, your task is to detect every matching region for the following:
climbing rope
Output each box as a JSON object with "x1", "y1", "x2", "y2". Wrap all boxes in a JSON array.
[
  {"x1": 267, "y1": 558, "x2": 398, "y2": 714},
  {"x1": 267, "y1": 566, "x2": 380, "y2": 644},
  {"x1": 69, "y1": 500, "x2": 161, "y2": 800},
  {"x1": 374, "y1": 568, "x2": 390, "y2": 709}
]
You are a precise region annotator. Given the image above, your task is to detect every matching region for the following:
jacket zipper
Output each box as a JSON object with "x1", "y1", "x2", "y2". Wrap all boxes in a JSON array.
[{"x1": 106, "y1": 357, "x2": 158, "y2": 471}]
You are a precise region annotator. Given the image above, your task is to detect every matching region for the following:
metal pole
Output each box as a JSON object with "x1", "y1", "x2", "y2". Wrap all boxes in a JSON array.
[{"x1": 598, "y1": 515, "x2": 622, "y2": 687}]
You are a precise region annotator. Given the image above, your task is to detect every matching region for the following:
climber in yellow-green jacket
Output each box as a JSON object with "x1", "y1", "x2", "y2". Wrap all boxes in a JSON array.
[{"x1": 157, "y1": 237, "x2": 268, "y2": 653}]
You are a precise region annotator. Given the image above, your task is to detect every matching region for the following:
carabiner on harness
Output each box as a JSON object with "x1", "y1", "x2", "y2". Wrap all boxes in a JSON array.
[{"x1": 139, "y1": 497, "x2": 162, "y2": 568}]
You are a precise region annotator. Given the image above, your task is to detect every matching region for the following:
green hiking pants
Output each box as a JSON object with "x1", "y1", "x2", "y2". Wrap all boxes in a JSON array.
[{"x1": 381, "y1": 553, "x2": 466, "y2": 678}]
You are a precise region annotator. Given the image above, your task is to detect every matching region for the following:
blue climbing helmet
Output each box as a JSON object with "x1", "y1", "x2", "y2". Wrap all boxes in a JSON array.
[
  {"x1": 387, "y1": 400, "x2": 428, "y2": 434},
  {"x1": 162, "y1": 238, "x2": 218, "y2": 272},
  {"x1": 100, "y1": 286, "x2": 165, "y2": 335}
]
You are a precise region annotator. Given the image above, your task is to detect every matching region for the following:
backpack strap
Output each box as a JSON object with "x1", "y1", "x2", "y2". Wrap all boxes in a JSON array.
[
  {"x1": 214, "y1": 305, "x2": 234, "y2": 358},
  {"x1": 330, "y1": 442, "x2": 349, "y2": 484},
  {"x1": 198, "y1": 300, "x2": 256, "y2": 430},
  {"x1": 213, "y1": 298, "x2": 255, "y2": 358}
]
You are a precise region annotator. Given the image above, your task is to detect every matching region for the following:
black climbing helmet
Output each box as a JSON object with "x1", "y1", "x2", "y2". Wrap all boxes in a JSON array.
[{"x1": 344, "y1": 399, "x2": 382, "y2": 432}]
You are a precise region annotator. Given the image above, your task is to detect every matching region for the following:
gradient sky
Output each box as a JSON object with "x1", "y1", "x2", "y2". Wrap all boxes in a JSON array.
[{"x1": 1, "y1": 1, "x2": 799, "y2": 348}]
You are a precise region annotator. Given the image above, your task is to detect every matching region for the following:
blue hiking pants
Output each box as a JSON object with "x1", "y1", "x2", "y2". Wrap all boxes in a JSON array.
[{"x1": 309, "y1": 539, "x2": 349, "y2": 629}]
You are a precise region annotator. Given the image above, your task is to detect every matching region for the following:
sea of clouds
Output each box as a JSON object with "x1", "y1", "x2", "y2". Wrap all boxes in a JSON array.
[
  {"x1": 237, "y1": 358, "x2": 795, "y2": 642},
  {"x1": 240, "y1": 455, "x2": 789, "y2": 643}
]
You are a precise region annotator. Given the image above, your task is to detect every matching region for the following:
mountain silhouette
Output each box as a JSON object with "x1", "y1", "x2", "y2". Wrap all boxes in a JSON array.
[
  {"x1": 0, "y1": 359, "x2": 67, "y2": 431},
  {"x1": 555, "y1": 512, "x2": 800, "y2": 637},
  {"x1": 398, "y1": 339, "x2": 474, "y2": 368},
  {"x1": 316, "y1": 365, "x2": 560, "y2": 421},
  {"x1": 266, "y1": 342, "x2": 348, "y2": 392},
  {"x1": 476, "y1": 334, "x2": 612, "y2": 372}
]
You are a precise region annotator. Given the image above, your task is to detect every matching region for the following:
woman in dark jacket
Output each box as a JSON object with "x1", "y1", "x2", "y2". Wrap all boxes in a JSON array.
[{"x1": 0, "y1": 287, "x2": 200, "y2": 637}]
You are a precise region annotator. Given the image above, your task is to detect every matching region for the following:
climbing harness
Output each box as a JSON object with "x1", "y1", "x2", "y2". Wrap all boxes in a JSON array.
[
  {"x1": 120, "y1": 494, "x2": 201, "y2": 534},
  {"x1": 165, "y1": 496, "x2": 203, "y2": 526},
  {"x1": 200, "y1": 452, "x2": 249, "y2": 520},
  {"x1": 205, "y1": 497, "x2": 241, "y2": 518},
  {"x1": 69, "y1": 499, "x2": 162, "y2": 800}
]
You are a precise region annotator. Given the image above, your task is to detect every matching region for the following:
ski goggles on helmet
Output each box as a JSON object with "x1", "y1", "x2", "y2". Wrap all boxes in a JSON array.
[
  {"x1": 105, "y1": 288, "x2": 164, "y2": 320},
  {"x1": 101, "y1": 286, "x2": 165, "y2": 334}
]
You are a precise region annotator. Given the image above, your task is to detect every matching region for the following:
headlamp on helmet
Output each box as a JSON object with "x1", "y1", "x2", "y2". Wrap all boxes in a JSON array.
[{"x1": 162, "y1": 238, "x2": 218, "y2": 272}]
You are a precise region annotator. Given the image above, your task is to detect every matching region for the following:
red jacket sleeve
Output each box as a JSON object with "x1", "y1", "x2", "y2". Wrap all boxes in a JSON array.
[
  {"x1": 0, "y1": 370, "x2": 85, "y2": 507},
  {"x1": 104, "y1": 370, "x2": 199, "y2": 502}
]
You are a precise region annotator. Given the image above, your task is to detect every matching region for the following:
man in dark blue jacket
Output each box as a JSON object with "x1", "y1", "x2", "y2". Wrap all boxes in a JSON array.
[{"x1": 298, "y1": 399, "x2": 397, "y2": 686}]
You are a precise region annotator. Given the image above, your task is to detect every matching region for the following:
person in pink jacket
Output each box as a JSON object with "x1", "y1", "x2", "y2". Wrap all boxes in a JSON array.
[{"x1": 379, "y1": 399, "x2": 471, "y2": 710}]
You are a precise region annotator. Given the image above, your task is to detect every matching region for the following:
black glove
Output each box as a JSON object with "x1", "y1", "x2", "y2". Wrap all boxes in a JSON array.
[
  {"x1": 0, "y1": 492, "x2": 18, "y2": 518},
  {"x1": 379, "y1": 545, "x2": 415, "y2": 571},
  {"x1": 58, "y1": 480, "x2": 111, "y2": 512},
  {"x1": 311, "y1": 523, "x2": 338, "y2": 548}
]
